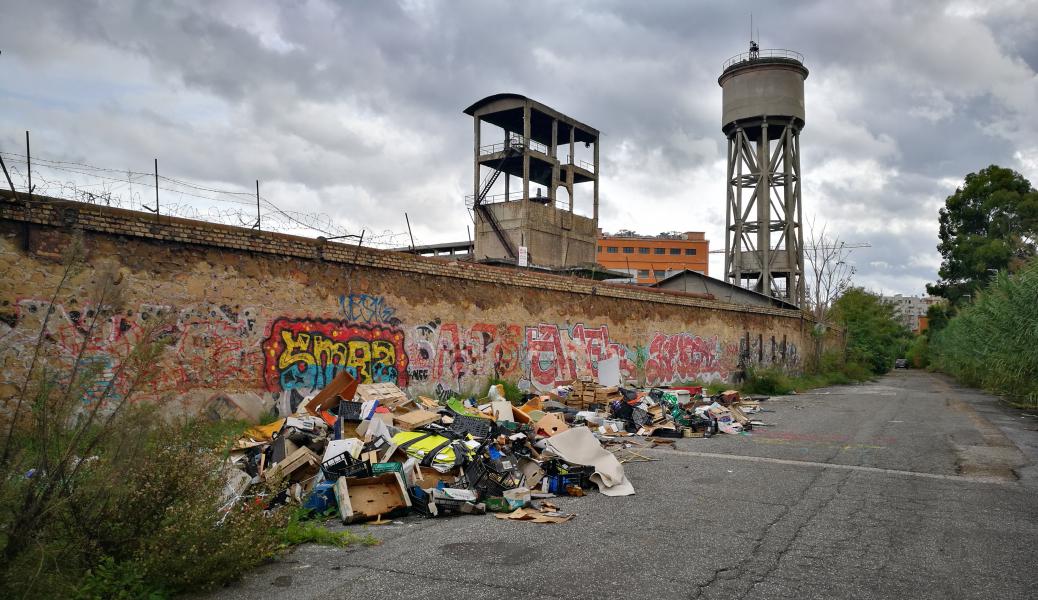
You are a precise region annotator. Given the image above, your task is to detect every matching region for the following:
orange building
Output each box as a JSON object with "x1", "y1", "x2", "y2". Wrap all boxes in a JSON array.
[{"x1": 596, "y1": 230, "x2": 709, "y2": 284}]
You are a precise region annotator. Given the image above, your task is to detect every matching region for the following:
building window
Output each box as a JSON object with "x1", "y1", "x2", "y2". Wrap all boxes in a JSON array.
[
  {"x1": 669, "y1": 248, "x2": 680, "y2": 255},
  {"x1": 654, "y1": 270, "x2": 666, "y2": 279},
  {"x1": 654, "y1": 248, "x2": 665, "y2": 255},
  {"x1": 638, "y1": 247, "x2": 649, "y2": 254},
  {"x1": 623, "y1": 247, "x2": 634, "y2": 254},
  {"x1": 685, "y1": 248, "x2": 697, "y2": 256},
  {"x1": 607, "y1": 247, "x2": 618, "y2": 254},
  {"x1": 637, "y1": 269, "x2": 650, "y2": 278},
  {"x1": 597, "y1": 245, "x2": 603, "y2": 253}
]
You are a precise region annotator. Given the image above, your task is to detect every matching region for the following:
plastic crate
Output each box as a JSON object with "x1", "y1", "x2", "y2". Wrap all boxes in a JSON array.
[
  {"x1": 372, "y1": 462, "x2": 403, "y2": 475},
  {"x1": 429, "y1": 489, "x2": 475, "y2": 515},
  {"x1": 449, "y1": 414, "x2": 493, "y2": 439},
  {"x1": 462, "y1": 457, "x2": 525, "y2": 498},
  {"x1": 545, "y1": 472, "x2": 590, "y2": 494},
  {"x1": 322, "y1": 450, "x2": 371, "y2": 479},
  {"x1": 336, "y1": 400, "x2": 365, "y2": 421},
  {"x1": 408, "y1": 486, "x2": 437, "y2": 517}
]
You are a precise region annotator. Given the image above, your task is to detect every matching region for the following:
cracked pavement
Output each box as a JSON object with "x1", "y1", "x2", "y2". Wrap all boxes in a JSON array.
[{"x1": 196, "y1": 371, "x2": 1038, "y2": 600}]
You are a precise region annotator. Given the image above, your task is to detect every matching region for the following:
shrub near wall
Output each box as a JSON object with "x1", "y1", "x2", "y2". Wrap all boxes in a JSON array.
[{"x1": 929, "y1": 258, "x2": 1038, "y2": 404}]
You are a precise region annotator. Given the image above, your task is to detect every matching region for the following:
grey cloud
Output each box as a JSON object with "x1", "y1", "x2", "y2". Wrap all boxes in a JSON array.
[{"x1": 2, "y1": 0, "x2": 1036, "y2": 292}]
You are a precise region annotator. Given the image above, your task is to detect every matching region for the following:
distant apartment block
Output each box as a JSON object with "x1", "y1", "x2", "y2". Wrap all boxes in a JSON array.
[
  {"x1": 882, "y1": 294, "x2": 944, "y2": 333},
  {"x1": 596, "y1": 230, "x2": 709, "y2": 284}
]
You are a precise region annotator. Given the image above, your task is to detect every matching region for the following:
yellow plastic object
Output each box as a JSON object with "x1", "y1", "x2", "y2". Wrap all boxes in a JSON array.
[
  {"x1": 391, "y1": 431, "x2": 469, "y2": 472},
  {"x1": 240, "y1": 419, "x2": 285, "y2": 444}
]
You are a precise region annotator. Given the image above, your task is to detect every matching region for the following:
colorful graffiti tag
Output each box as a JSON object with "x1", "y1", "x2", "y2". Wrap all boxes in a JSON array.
[
  {"x1": 1, "y1": 300, "x2": 261, "y2": 405},
  {"x1": 262, "y1": 318, "x2": 409, "y2": 393},
  {"x1": 406, "y1": 320, "x2": 523, "y2": 390},
  {"x1": 524, "y1": 323, "x2": 634, "y2": 390},
  {"x1": 643, "y1": 332, "x2": 733, "y2": 385}
]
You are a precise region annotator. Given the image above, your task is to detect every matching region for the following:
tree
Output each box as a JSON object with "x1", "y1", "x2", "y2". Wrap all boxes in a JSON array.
[
  {"x1": 923, "y1": 302, "x2": 954, "y2": 339},
  {"x1": 804, "y1": 217, "x2": 856, "y2": 324},
  {"x1": 830, "y1": 288, "x2": 913, "y2": 374},
  {"x1": 928, "y1": 165, "x2": 1038, "y2": 304}
]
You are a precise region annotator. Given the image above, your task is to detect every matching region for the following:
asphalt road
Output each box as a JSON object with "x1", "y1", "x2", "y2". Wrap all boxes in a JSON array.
[{"x1": 197, "y1": 371, "x2": 1038, "y2": 600}]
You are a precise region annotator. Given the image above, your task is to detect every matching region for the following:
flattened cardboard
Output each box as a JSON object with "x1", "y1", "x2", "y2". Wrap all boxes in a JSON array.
[
  {"x1": 491, "y1": 400, "x2": 514, "y2": 422},
  {"x1": 493, "y1": 507, "x2": 574, "y2": 524},
  {"x1": 335, "y1": 473, "x2": 411, "y2": 524},
  {"x1": 304, "y1": 369, "x2": 358, "y2": 415},
  {"x1": 394, "y1": 409, "x2": 441, "y2": 430},
  {"x1": 356, "y1": 383, "x2": 410, "y2": 412}
]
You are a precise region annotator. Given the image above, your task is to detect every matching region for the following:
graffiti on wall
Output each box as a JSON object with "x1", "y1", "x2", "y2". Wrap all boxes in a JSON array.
[
  {"x1": 643, "y1": 332, "x2": 734, "y2": 386},
  {"x1": 262, "y1": 317, "x2": 409, "y2": 393},
  {"x1": 524, "y1": 323, "x2": 634, "y2": 390},
  {"x1": 2, "y1": 290, "x2": 798, "y2": 409},
  {"x1": 1, "y1": 300, "x2": 262, "y2": 405},
  {"x1": 338, "y1": 293, "x2": 400, "y2": 325},
  {"x1": 405, "y1": 320, "x2": 523, "y2": 390}
]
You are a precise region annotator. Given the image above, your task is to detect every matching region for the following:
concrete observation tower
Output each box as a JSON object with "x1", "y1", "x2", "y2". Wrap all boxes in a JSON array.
[
  {"x1": 463, "y1": 94, "x2": 600, "y2": 269},
  {"x1": 719, "y1": 43, "x2": 808, "y2": 305}
]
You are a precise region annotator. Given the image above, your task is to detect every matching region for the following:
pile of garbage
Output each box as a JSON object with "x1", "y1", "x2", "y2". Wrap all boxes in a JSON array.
[{"x1": 224, "y1": 373, "x2": 766, "y2": 525}]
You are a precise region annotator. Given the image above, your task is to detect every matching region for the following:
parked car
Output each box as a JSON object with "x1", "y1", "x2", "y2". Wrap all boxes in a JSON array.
[{"x1": 894, "y1": 358, "x2": 908, "y2": 369}]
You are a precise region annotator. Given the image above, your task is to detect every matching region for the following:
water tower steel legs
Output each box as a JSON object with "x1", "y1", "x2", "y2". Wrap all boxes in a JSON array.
[{"x1": 724, "y1": 117, "x2": 804, "y2": 305}]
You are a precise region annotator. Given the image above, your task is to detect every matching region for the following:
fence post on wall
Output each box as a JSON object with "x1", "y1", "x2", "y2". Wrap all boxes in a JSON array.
[
  {"x1": 0, "y1": 151, "x2": 15, "y2": 198},
  {"x1": 153, "y1": 158, "x2": 159, "y2": 221},
  {"x1": 254, "y1": 180, "x2": 261, "y2": 230},
  {"x1": 25, "y1": 131, "x2": 32, "y2": 201}
]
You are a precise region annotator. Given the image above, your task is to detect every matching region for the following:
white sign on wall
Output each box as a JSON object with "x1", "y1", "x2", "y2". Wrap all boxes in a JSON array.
[{"x1": 517, "y1": 246, "x2": 529, "y2": 267}]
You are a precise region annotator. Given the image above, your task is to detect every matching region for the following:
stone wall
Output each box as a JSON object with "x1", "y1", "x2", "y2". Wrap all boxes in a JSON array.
[{"x1": 0, "y1": 193, "x2": 813, "y2": 419}]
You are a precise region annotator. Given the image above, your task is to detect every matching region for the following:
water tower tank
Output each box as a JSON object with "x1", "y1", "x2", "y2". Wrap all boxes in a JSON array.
[{"x1": 719, "y1": 46, "x2": 809, "y2": 305}]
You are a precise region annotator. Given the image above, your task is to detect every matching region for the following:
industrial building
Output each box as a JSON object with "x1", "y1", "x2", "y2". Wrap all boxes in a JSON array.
[
  {"x1": 652, "y1": 269, "x2": 799, "y2": 310},
  {"x1": 596, "y1": 231, "x2": 709, "y2": 284}
]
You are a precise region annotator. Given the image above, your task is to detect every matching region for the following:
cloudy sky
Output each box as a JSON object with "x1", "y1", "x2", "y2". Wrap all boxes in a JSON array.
[{"x1": 2, "y1": 0, "x2": 1036, "y2": 295}]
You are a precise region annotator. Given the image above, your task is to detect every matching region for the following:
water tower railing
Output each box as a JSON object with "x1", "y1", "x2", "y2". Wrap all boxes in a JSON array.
[{"x1": 722, "y1": 48, "x2": 804, "y2": 70}]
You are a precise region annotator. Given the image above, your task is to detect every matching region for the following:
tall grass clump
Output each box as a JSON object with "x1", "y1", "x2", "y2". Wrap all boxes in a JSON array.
[
  {"x1": 0, "y1": 237, "x2": 288, "y2": 598},
  {"x1": 929, "y1": 258, "x2": 1038, "y2": 405}
]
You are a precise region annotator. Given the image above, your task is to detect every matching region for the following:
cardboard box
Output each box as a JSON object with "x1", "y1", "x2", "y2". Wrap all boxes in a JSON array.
[
  {"x1": 334, "y1": 473, "x2": 412, "y2": 524},
  {"x1": 266, "y1": 446, "x2": 320, "y2": 484}
]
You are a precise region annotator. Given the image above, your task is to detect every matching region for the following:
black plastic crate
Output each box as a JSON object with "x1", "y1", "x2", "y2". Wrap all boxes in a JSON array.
[
  {"x1": 321, "y1": 450, "x2": 371, "y2": 479},
  {"x1": 463, "y1": 457, "x2": 523, "y2": 498},
  {"x1": 336, "y1": 400, "x2": 365, "y2": 422},
  {"x1": 408, "y1": 486, "x2": 437, "y2": 518},
  {"x1": 448, "y1": 414, "x2": 493, "y2": 439}
]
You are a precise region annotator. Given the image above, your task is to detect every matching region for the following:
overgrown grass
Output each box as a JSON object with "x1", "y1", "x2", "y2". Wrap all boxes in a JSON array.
[
  {"x1": 740, "y1": 355, "x2": 872, "y2": 396},
  {"x1": 280, "y1": 509, "x2": 379, "y2": 549},
  {"x1": 483, "y1": 377, "x2": 525, "y2": 404},
  {"x1": 929, "y1": 258, "x2": 1038, "y2": 405},
  {"x1": 0, "y1": 239, "x2": 367, "y2": 599}
]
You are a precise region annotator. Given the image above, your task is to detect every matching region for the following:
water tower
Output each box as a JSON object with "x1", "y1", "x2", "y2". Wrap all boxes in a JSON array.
[{"x1": 719, "y1": 42, "x2": 808, "y2": 305}]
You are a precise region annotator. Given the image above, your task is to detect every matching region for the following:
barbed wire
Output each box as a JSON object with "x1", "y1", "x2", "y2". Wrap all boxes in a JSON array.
[{"x1": 0, "y1": 151, "x2": 410, "y2": 248}]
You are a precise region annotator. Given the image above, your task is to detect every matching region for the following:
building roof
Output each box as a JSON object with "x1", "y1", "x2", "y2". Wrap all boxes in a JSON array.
[
  {"x1": 463, "y1": 93, "x2": 599, "y2": 143},
  {"x1": 651, "y1": 269, "x2": 800, "y2": 310}
]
